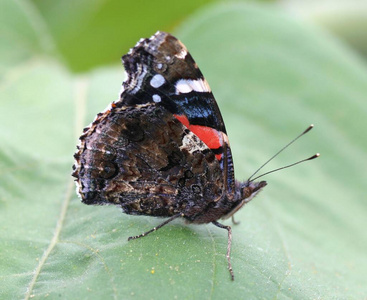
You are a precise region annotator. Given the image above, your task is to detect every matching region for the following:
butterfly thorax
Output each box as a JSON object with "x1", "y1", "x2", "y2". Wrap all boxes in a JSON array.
[{"x1": 186, "y1": 180, "x2": 267, "y2": 224}]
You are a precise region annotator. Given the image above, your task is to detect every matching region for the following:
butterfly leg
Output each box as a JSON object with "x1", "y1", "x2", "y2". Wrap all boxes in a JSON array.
[
  {"x1": 212, "y1": 221, "x2": 234, "y2": 280},
  {"x1": 231, "y1": 215, "x2": 240, "y2": 225},
  {"x1": 128, "y1": 213, "x2": 183, "y2": 241}
]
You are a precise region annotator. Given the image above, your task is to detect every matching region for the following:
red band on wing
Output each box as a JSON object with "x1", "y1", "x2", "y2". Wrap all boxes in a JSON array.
[
  {"x1": 174, "y1": 114, "x2": 224, "y2": 161},
  {"x1": 174, "y1": 114, "x2": 190, "y2": 128}
]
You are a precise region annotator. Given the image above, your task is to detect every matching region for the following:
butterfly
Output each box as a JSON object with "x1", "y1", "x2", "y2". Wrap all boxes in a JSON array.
[{"x1": 72, "y1": 31, "x2": 267, "y2": 280}]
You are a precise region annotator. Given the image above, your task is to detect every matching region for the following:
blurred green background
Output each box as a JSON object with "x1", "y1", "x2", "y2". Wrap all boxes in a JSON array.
[{"x1": 1, "y1": 0, "x2": 367, "y2": 299}]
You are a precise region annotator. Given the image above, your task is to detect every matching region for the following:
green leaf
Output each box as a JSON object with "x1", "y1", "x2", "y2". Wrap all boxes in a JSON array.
[
  {"x1": 1, "y1": 1, "x2": 367, "y2": 299},
  {"x1": 280, "y1": 1, "x2": 367, "y2": 60},
  {"x1": 31, "y1": 0, "x2": 214, "y2": 72}
]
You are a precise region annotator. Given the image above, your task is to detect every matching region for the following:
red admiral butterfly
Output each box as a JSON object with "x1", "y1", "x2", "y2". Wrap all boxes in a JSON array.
[{"x1": 72, "y1": 31, "x2": 317, "y2": 280}]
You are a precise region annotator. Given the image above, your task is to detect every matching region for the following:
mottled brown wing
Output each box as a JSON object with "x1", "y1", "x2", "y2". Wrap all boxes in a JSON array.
[{"x1": 73, "y1": 102, "x2": 224, "y2": 220}]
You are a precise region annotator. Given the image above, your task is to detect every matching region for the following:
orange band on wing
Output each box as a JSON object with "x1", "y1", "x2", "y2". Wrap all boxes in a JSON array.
[
  {"x1": 174, "y1": 114, "x2": 224, "y2": 161},
  {"x1": 174, "y1": 114, "x2": 190, "y2": 128}
]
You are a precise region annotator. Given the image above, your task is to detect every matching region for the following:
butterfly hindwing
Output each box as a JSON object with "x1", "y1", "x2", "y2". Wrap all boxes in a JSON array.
[{"x1": 73, "y1": 102, "x2": 225, "y2": 221}]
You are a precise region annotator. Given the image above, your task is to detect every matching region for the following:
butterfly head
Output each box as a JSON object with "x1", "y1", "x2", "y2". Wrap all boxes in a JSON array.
[
  {"x1": 240, "y1": 180, "x2": 267, "y2": 203},
  {"x1": 222, "y1": 180, "x2": 267, "y2": 220}
]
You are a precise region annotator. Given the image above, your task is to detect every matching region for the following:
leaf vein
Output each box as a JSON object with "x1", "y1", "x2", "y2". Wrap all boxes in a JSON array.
[
  {"x1": 24, "y1": 178, "x2": 74, "y2": 299},
  {"x1": 59, "y1": 240, "x2": 119, "y2": 300}
]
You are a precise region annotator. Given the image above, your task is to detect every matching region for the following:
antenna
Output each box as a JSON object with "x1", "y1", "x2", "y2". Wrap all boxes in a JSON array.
[
  {"x1": 248, "y1": 124, "x2": 318, "y2": 182},
  {"x1": 250, "y1": 153, "x2": 319, "y2": 182}
]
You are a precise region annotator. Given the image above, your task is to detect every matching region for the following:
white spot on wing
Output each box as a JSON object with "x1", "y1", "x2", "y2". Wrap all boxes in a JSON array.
[
  {"x1": 180, "y1": 131, "x2": 207, "y2": 154},
  {"x1": 150, "y1": 74, "x2": 165, "y2": 88},
  {"x1": 175, "y1": 80, "x2": 192, "y2": 93},
  {"x1": 175, "y1": 48, "x2": 187, "y2": 59},
  {"x1": 175, "y1": 79, "x2": 211, "y2": 94},
  {"x1": 152, "y1": 94, "x2": 161, "y2": 103},
  {"x1": 75, "y1": 182, "x2": 82, "y2": 199}
]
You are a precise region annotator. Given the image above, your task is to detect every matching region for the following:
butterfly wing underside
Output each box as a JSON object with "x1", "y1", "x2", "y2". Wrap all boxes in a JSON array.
[
  {"x1": 73, "y1": 31, "x2": 236, "y2": 222},
  {"x1": 121, "y1": 31, "x2": 236, "y2": 196}
]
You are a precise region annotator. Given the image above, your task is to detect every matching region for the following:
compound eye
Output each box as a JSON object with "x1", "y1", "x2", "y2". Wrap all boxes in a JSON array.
[{"x1": 242, "y1": 186, "x2": 252, "y2": 199}]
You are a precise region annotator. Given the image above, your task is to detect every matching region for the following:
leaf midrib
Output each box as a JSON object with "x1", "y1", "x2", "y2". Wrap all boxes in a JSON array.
[
  {"x1": 24, "y1": 77, "x2": 89, "y2": 299},
  {"x1": 24, "y1": 178, "x2": 74, "y2": 299}
]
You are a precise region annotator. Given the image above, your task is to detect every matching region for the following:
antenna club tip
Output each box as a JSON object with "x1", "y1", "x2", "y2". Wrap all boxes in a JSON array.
[
  {"x1": 309, "y1": 153, "x2": 320, "y2": 160},
  {"x1": 303, "y1": 124, "x2": 314, "y2": 134}
]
